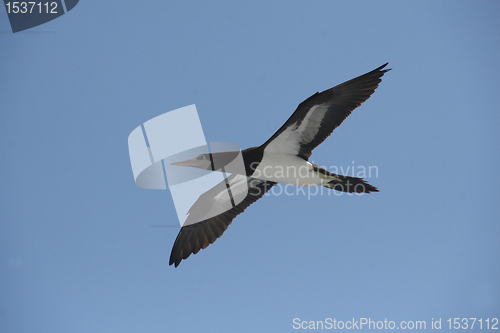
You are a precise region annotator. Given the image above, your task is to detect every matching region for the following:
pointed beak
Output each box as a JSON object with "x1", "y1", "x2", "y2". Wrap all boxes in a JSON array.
[{"x1": 171, "y1": 157, "x2": 200, "y2": 167}]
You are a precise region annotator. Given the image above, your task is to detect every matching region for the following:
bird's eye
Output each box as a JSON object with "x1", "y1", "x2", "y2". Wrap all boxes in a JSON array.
[{"x1": 197, "y1": 155, "x2": 205, "y2": 160}]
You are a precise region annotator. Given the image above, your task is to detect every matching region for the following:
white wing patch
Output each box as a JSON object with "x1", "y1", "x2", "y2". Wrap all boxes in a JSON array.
[
  {"x1": 184, "y1": 174, "x2": 254, "y2": 226},
  {"x1": 264, "y1": 103, "x2": 329, "y2": 156}
]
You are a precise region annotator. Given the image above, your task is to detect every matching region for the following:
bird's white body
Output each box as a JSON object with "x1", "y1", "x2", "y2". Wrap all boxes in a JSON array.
[{"x1": 253, "y1": 153, "x2": 327, "y2": 187}]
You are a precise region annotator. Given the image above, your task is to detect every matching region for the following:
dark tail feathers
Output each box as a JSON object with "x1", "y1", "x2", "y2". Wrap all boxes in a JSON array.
[{"x1": 324, "y1": 175, "x2": 379, "y2": 193}]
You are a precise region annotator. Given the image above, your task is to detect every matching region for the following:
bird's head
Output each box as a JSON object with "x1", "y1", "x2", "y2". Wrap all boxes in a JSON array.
[{"x1": 171, "y1": 153, "x2": 213, "y2": 170}]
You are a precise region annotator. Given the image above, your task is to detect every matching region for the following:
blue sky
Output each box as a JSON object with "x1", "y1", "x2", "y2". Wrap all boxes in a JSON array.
[{"x1": 1, "y1": 1, "x2": 499, "y2": 332}]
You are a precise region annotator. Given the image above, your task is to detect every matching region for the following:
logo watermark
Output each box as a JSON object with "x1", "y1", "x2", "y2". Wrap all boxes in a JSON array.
[
  {"x1": 128, "y1": 105, "x2": 248, "y2": 228},
  {"x1": 292, "y1": 317, "x2": 499, "y2": 330}
]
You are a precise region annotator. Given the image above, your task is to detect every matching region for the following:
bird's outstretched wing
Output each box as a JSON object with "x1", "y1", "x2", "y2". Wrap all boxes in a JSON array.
[
  {"x1": 169, "y1": 174, "x2": 276, "y2": 267},
  {"x1": 261, "y1": 63, "x2": 390, "y2": 160}
]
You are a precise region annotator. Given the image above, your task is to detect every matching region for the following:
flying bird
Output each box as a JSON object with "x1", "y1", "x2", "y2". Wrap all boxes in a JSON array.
[{"x1": 169, "y1": 63, "x2": 390, "y2": 267}]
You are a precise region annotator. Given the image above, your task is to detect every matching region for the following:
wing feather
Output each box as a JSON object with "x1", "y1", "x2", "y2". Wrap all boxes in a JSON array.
[
  {"x1": 262, "y1": 63, "x2": 390, "y2": 159},
  {"x1": 169, "y1": 175, "x2": 276, "y2": 267}
]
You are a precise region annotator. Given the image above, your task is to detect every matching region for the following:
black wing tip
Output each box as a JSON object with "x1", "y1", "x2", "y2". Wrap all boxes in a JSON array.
[
  {"x1": 170, "y1": 248, "x2": 192, "y2": 267},
  {"x1": 169, "y1": 250, "x2": 182, "y2": 267},
  {"x1": 169, "y1": 251, "x2": 182, "y2": 267},
  {"x1": 169, "y1": 259, "x2": 181, "y2": 267},
  {"x1": 168, "y1": 216, "x2": 232, "y2": 268},
  {"x1": 339, "y1": 63, "x2": 391, "y2": 91},
  {"x1": 169, "y1": 227, "x2": 190, "y2": 267},
  {"x1": 375, "y1": 62, "x2": 391, "y2": 73}
]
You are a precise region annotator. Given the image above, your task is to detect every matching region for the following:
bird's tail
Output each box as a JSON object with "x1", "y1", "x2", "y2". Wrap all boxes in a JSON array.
[
  {"x1": 311, "y1": 163, "x2": 379, "y2": 193},
  {"x1": 323, "y1": 175, "x2": 379, "y2": 193}
]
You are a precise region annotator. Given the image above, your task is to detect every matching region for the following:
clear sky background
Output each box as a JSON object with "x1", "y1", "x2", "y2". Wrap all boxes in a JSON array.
[{"x1": 1, "y1": 1, "x2": 499, "y2": 332}]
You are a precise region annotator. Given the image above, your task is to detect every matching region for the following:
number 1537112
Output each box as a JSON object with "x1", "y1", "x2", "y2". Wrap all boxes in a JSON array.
[{"x1": 5, "y1": 2, "x2": 59, "y2": 14}]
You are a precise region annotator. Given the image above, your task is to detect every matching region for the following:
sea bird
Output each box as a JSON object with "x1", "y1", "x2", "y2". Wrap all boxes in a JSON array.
[{"x1": 169, "y1": 63, "x2": 390, "y2": 267}]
